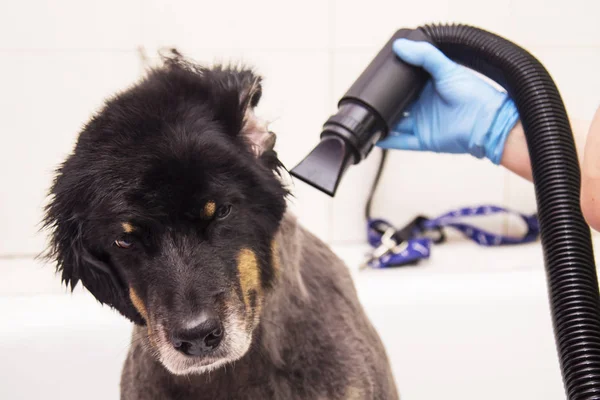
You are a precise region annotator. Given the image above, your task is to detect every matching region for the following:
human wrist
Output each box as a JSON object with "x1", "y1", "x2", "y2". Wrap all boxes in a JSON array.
[
  {"x1": 500, "y1": 120, "x2": 533, "y2": 181},
  {"x1": 485, "y1": 98, "x2": 520, "y2": 164}
]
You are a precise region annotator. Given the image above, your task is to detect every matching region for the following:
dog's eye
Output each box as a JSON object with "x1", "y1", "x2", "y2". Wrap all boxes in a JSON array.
[
  {"x1": 115, "y1": 238, "x2": 133, "y2": 249},
  {"x1": 215, "y1": 204, "x2": 232, "y2": 220}
]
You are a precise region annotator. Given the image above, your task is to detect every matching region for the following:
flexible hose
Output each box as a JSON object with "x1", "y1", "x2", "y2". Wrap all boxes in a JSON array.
[{"x1": 417, "y1": 24, "x2": 600, "y2": 399}]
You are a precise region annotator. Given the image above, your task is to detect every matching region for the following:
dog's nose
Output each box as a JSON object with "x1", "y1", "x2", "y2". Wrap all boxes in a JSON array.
[{"x1": 171, "y1": 312, "x2": 223, "y2": 356}]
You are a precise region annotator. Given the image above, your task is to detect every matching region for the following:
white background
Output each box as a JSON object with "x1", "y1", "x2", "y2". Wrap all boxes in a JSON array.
[
  {"x1": 0, "y1": 1, "x2": 599, "y2": 399},
  {"x1": 1, "y1": 0, "x2": 599, "y2": 258}
]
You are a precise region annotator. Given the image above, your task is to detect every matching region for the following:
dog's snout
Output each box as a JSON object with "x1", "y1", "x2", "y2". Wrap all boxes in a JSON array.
[{"x1": 171, "y1": 312, "x2": 223, "y2": 356}]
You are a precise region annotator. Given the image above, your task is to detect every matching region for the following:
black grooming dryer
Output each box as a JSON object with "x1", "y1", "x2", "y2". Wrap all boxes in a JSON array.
[{"x1": 291, "y1": 24, "x2": 600, "y2": 400}]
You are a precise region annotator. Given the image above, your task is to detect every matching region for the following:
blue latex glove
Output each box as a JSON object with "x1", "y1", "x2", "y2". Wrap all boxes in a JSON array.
[{"x1": 377, "y1": 39, "x2": 520, "y2": 164}]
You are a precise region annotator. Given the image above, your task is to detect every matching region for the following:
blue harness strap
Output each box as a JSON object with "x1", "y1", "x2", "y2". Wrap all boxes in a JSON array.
[{"x1": 364, "y1": 205, "x2": 540, "y2": 269}]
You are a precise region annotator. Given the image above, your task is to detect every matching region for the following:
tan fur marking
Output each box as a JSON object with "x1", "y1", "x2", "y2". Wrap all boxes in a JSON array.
[
  {"x1": 237, "y1": 248, "x2": 260, "y2": 307},
  {"x1": 344, "y1": 386, "x2": 364, "y2": 400},
  {"x1": 271, "y1": 240, "x2": 281, "y2": 276},
  {"x1": 147, "y1": 327, "x2": 157, "y2": 349},
  {"x1": 122, "y1": 222, "x2": 134, "y2": 233},
  {"x1": 129, "y1": 287, "x2": 148, "y2": 321},
  {"x1": 202, "y1": 201, "x2": 216, "y2": 219},
  {"x1": 129, "y1": 289, "x2": 157, "y2": 348}
]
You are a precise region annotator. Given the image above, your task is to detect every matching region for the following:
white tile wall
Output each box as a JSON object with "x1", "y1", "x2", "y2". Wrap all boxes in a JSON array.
[
  {"x1": 0, "y1": 51, "x2": 141, "y2": 255},
  {"x1": 510, "y1": 0, "x2": 600, "y2": 47},
  {"x1": 1, "y1": 0, "x2": 599, "y2": 259},
  {"x1": 141, "y1": 0, "x2": 330, "y2": 51},
  {"x1": 332, "y1": 0, "x2": 452, "y2": 50},
  {"x1": 0, "y1": 0, "x2": 143, "y2": 50}
]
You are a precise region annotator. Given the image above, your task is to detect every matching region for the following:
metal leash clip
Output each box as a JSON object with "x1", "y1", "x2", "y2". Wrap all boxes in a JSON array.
[{"x1": 360, "y1": 227, "x2": 409, "y2": 270}]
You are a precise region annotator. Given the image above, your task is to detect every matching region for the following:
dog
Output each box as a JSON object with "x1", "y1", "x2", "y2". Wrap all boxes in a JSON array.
[{"x1": 43, "y1": 53, "x2": 398, "y2": 400}]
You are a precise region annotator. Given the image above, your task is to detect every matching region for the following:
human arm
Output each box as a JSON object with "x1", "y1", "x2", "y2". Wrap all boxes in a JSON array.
[
  {"x1": 381, "y1": 40, "x2": 600, "y2": 231},
  {"x1": 499, "y1": 121, "x2": 532, "y2": 181},
  {"x1": 581, "y1": 106, "x2": 600, "y2": 231}
]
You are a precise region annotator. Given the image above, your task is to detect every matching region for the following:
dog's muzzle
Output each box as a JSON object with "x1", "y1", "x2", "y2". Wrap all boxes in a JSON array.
[{"x1": 170, "y1": 310, "x2": 224, "y2": 357}]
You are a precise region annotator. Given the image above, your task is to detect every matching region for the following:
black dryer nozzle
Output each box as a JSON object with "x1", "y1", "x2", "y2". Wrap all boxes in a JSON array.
[
  {"x1": 289, "y1": 28, "x2": 432, "y2": 197},
  {"x1": 290, "y1": 135, "x2": 354, "y2": 197}
]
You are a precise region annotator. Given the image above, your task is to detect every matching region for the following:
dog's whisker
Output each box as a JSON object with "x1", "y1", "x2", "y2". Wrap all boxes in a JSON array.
[{"x1": 258, "y1": 318, "x2": 285, "y2": 333}]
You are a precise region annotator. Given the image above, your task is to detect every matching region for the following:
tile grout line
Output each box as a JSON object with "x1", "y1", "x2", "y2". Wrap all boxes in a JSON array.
[
  {"x1": 326, "y1": 0, "x2": 336, "y2": 244},
  {"x1": 0, "y1": 253, "x2": 39, "y2": 260}
]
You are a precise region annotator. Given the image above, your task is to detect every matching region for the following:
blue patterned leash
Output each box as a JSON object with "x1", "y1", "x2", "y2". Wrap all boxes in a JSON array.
[{"x1": 362, "y1": 205, "x2": 540, "y2": 269}]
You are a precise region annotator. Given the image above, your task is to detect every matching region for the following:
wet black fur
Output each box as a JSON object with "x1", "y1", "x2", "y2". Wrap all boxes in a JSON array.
[
  {"x1": 43, "y1": 54, "x2": 399, "y2": 400},
  {"x1": 44, "y1": 56, "x2": 287, "y2": 325}
]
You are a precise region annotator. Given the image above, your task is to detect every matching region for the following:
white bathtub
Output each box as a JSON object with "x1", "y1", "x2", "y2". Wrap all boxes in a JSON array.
[{"x1": 3, "y1": 238, "x2": 596, "y2": 399}]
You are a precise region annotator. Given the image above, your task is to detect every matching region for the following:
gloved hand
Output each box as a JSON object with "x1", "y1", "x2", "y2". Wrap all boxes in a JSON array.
[{"x1": 377, "y1": 38, "x2": 520, "y2": 164}]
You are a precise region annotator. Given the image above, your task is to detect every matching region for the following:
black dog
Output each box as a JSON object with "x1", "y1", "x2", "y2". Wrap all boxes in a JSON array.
[{"x1": 44, "y1": 53, "x2": 398, "y2": 399}]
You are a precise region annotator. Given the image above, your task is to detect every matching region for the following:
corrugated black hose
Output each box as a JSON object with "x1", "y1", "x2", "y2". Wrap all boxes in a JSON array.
[{"x1": 418, "y1": 24, "x2": 600, "y2": 399}]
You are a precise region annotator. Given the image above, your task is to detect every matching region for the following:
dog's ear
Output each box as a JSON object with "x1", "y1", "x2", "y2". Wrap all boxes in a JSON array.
[
  {"x1": 205, "y1": 67, "x2": 277, "y2": 158},
  {"x1": 43, "y1": 178, "x2": 144, "y2": 325},
  {"x1": 240, "y1": 99, "x2": 277, "y2": 158},
  {"x1": 160, "y1": 54, "x2": 278, "y2": 160}
]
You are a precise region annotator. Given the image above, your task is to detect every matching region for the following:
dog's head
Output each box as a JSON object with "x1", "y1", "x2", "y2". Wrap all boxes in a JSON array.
[{"x1": 44, "y1": 54, "x2": 288, "y2": 375}]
